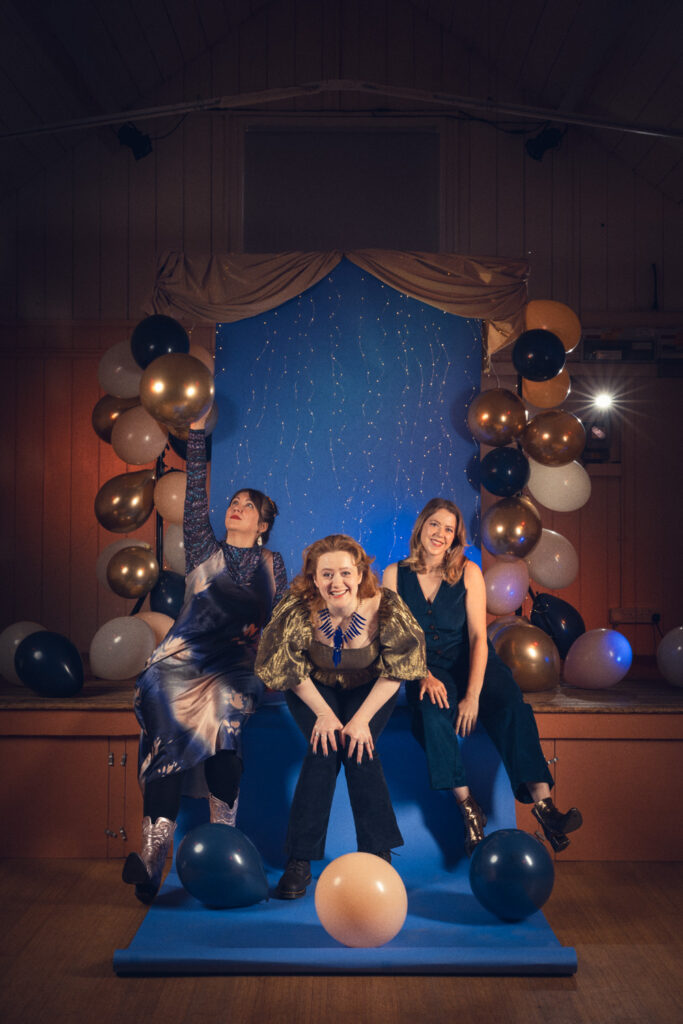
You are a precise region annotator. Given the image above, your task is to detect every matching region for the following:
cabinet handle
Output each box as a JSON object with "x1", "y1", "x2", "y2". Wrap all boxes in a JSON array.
[
  {"x1": 104, "y1": 829, "x2": 118, "y2": 838},
  {"x1": 107, "y1": 753, "x2": 114, "y2": 767},
  {"x1": 120, "y1": 753, "x2": 128, "y2": 767},
  {"x1": 119, "y1": 827, "x2": 128, "y2": 841}
]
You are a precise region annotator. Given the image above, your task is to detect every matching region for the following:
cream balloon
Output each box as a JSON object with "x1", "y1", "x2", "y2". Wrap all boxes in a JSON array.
[
  {"x1": 314, "y1": 853, "x2": 407, "y2": 948},
  {"x1": 153, "y1": 471, "x2": 187, "y2": 524},
  {"x1": 484, "y1": 560, "x2": 530, "y2": 615},
  {"x1": 97, "y1": 339, "x2": 143, "y2": 399},
  {"x1": 656, "y1": 627, "x2": 683, "y2": 688},
  {"x1": 525, "y1": 529, "x2": 579, "y2": 590},
  {"x1": 527, "y1": 458, "x2": 591, "y2": 512},
  {"x1": 563, "y1": 629, "x2": 632, "y2": 688},
  {"x1": 134, "y1": 611, "x2": 174, "y2": 646},
  {"x1": 163, "y1": 522, "x2": 186, "y2": 574},
  {"x1": 96, "y1": 539, "x2": 152, "y2": 588},
  {"x1": 0, "y1": 621, "x2": 47, "y2": 686},
  {"x1": 89, "y1": 617, "x2": 156, "y2": 680},
  {"x1": 111, "y1": 405, "x2": 169, "y2": 465},
  {"x1": 188, "y1": 342, "x2": 215, "y2": 374}
]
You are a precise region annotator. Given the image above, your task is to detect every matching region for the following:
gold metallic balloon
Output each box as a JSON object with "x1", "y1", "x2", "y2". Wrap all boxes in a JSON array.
[
  {"x1": 169, "y1": 401, "x2": 219, "y2": 441},
  {"x1": 94, "y1": 469, "x2": 155, "y2": 533},
  {"x1": 139, "y1": 354, "x2": 215, "y2": 434},
  {"x1": 522, "y1": 368, "x2": 571, "y2": 409},
  {"x1": 91, "y1": 395, "x2": 139, "y2": 443},
  {"x1": 522, "y1": 410, "x2": 586, "y2": 467},
  {"x1": 481, "y1": 495, "x2": 542, "y2": 560},
  {"x1": 106, "y1": 546, "x2": 160, "y2": 598},
  {"x1": 467, "y1": 388, "x2": 526, "y2": 446},
  {"x1": 494, "y1": 623, "x2": 560, "y2": 692},
  {"x1": 526, "y1": 300, "x2": 581, "y2": 354}
]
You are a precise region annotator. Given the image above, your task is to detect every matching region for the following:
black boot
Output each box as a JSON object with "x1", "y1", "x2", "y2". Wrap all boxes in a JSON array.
[
  {"x1": 532, "y1": 798, "x2": 583, "y2": 852},
  {"x1": 275, "y1": 858, "x2": 312, "y2": 900},
  {"x1": 457, "y1": 795, "x2": 487, "y2": 856}
]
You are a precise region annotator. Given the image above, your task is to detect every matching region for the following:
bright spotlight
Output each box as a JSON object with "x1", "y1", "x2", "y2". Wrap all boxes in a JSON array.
[{"x1": 593, "y1": 392, "x2": 614, "y2": 410}]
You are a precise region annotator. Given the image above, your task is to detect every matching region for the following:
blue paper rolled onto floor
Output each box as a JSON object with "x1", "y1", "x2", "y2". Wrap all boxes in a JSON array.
[{"x1": 113, "y1": 703, "x2": 577, "y2": 975}]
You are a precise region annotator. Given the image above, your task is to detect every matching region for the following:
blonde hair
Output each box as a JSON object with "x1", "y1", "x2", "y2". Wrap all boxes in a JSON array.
[
  {"x1": 290, "y1": 534, "x2": 380, "y2": 610},
  {"x1": 404, "y1": 498, "x2": 468, "y2": 583}
]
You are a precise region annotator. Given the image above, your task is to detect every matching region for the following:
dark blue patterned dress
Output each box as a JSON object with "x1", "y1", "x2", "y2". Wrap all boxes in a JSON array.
[{"x1": 134, "y1": 429, "x2": 287, "y2": 794}]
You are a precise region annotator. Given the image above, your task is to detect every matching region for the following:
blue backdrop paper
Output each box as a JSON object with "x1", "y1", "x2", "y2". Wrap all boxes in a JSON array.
[{"x1": 211, "y1": 259, "x2": 481, "y2": 578}]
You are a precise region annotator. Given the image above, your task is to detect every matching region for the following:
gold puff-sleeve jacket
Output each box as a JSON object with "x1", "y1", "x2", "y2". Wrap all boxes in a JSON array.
[{"x1": 254, "y1": 588, "x2": 427, "y2": 692}]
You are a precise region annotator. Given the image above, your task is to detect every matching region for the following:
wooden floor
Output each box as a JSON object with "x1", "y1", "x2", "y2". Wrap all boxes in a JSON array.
[{"x1": 0, "y1": 860, "x2": 681, "y2": 1024}]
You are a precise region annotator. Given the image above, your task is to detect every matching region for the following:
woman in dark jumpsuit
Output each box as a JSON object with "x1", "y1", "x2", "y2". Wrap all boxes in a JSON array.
[{"x1": 383, "y1": 498, "x2": 582, "y2": 855}]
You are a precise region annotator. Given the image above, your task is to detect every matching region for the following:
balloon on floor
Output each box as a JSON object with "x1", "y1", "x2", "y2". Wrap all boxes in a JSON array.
[
  {"x1": 89, "y1": 616, "x2": 156, "y2": 680},
  {"x1": 470, "y1": 829, "x2": 555, "y2": 921},
  {"x1": 14, "y1": 631, "x2": 84, "y2": 697},
  {"x1": 176, "y1": 823, "x2": 269, "y2": 909},
  {"x1": 315, "y1": 853, "x2": 408, "y2": 948}
]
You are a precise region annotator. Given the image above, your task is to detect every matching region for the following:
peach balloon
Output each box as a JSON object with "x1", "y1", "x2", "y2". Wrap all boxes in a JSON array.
[
  {"x1": 314, "y1": 853, "x2": 408, "y2": 948},
  {"x1": 189, "y1": 342, "x2": 215, "y2": 374},
  {"x1": 526, "y1": 300, "x2": 581, "y2": 354},
  {"x1": 484, "y1": 560, "x2": 530, "y2": 615},
  {"x1": 494, "y1": 623, "x2": 560, "y2": 692},
  {"x1": 522, "y1": 368, "x2": 571, "y2": 409},
  {"x1": 163, "y1": 522, "x2": 186, "y2": 574},
  {"x1": 97, "y1": 339, "x2": 143, "y2": 399},
  {"x1": 153, "y1": 471, "x2": 187, "y2": 524},
  {"x1": 134, "y1": 611, "x2": 174, "y2": 645},
  {"x1": 111, "y1": 405, "x2": 169, "y2": 465}
]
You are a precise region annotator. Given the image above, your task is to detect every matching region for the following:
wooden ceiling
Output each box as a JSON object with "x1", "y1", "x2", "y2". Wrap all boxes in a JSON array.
[{"x1": 0, "y1": 0, "x2": 681, "y2": 203}]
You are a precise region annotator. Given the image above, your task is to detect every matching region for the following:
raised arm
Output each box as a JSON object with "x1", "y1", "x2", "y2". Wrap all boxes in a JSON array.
[{"x1": 183, "y1": 423, "x2": 220, "y2": 573}]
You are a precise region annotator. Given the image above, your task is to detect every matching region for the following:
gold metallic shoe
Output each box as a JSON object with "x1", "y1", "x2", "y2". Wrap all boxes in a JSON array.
[
  {"x1": 532, "y1": 798, "x2": 583, "y2": 853},
  {"x1": 122, "y1": 816, "x2": 176, "y2": 904},
  {"x1": 209, "y1": 793, "x2": 239, "y2": 827},
  {"x1": 457, "y1": 795, "x2": 487, "y2": 856}
]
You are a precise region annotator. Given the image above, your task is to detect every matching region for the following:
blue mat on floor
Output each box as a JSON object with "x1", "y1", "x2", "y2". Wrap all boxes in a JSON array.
[{"x1": 113, "y1": 704, "x2": 577, "y2": 975}]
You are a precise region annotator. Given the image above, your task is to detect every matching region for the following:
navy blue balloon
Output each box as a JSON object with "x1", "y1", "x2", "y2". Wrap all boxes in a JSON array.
[
  {"x1": 512, "y1": 329, "x2": 565, "y2": 382},
  {"x1": 176, "y1": 823, "x2": 269, "y2": 908},
  {"x1": 150, "y1": 570, "x2": 185, "y2": 618},
  {"x1": 469, "y1": 829, "x2": 554, "y2": 921},
  {"x1": 130, "y1": 315, "x2": 190, "y2": 369},
  {"x1": 480, "y1": 447, "x2": 530, "y2": 497},
  {"x1": 15, "y1": 631, "x2": 84, "y2": 697},
  {"x1": 168, "y1": 431, "x2": 212, "y2": 463},
  {"x1": 531, "y1": 593, "x2": 586, "y2": 659}
]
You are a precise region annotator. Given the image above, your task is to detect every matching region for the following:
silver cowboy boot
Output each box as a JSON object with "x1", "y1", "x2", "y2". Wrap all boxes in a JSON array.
[
  {"x1": 122, "y1": 816, "x2": 176, "y2": 904},
  {"x1": 209, "y1": 792, "x2": 239, "y2": 827}
]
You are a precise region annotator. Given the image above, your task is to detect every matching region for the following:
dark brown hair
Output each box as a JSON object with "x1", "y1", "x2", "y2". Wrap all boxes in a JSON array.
[
  {"x1": 228, "y1": 488, "x2": 279, "y2": 544},
  {"x1": 403, "y1": 498, "x2": 468, "y2": 583},
  {"x1": 290, "y1": 534, "x2": 380, "y2": 610}
]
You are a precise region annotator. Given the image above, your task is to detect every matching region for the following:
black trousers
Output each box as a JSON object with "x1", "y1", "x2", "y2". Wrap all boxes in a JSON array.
[
  {"x1": 143, "y1": 750, "x2": 242, "y2": 821},
  {"x1": 284, "y1": 679, "x2": 403, "y2": 860}
]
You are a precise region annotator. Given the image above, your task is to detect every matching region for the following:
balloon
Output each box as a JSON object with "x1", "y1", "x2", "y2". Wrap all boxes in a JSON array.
[
  {"x1": 163, "y1": 522, "x2": 186, "y2": 575},
  {"x1": 94, "y1": 469, "x2": 155, "y2": 533},
  {"x1": 314, "y1": 853, "x2": 408, "y2": 948},
  {"x1": 106, "y1": 546, "x2": 160, "y2": 599},
  {"x1": 139, "y1": 354, "x2": 214, "y2": 434},
  {"x1": 522, "y1": 411, "x2": 586, "y2": 467},
  {"x1": 134, "y1": 611, "x2": 174, "y2": 645},
  {"x1": 168, "y1": 401, "x2": 219, "y2": 442},
  {"x1": 176, "y1": 823, "x2": 268, "y2": 908},
  {"x1": 522, "y1": 368, "x2": 571, "y2": 409},
  {"x1": 530, "y1": 593, "x2": 586, "y2": 659},
  {"x1": 0, "y1": 621, "x2": 47, "y2": 686},
  {"x1": 526, "y1": 458, "x2": 591, "y2": 512},
  {"x1": 168, "y1": 430, "x2": 212, "y2": 462},
  {"x1": 96, "y1": 539, "x2": 152, "y2": 588},
  {"x1": 656, "y1": 627, "x2": 683, "y2": 687},
  {"x1": 91, "y1": 394, "x2": 139, "y2": 443},
  {"x1": 153, "y1": 470, "x2": 187, "y2": 524},
  {"x1": 484, "y1": 560, "x2": 530, "y2": 615},
  {"x1": 481, "y1": 496, "x2": 542, "y2": 560},
  {"x1": 150, "y1": 570, "x2": 186, "y2": 618},
  {"x1": 487, "y1": 615, "x2": 532, "y2": 644},
  {"x1": 111, "y1": 406, "x2": 169, "y2": 465},
  {"x1": 563, "y1": 629, "x2": 632, "y2": 688},
  {"x1": 14, "y1": 631, "x2": 84, "y2": 697},
  {"x1": 97, "y1": 340, "x2": 143, "y2": 398},
  {"x1": 512, "y1": 329, "x2": 566, "y2": 382},
  {"x1": 480, "y1": 447, "x2": 530, "y2": 497},
  {"x1": 466, "y1": 388, "x2": 526, "y2": 447},
  {"x1": 469, "y1": 829, "x2": 554, "y2": 922},
  {"x1": 526, "y1": 299, "x2": 581, "y2": 354},
  {"x1": 525, "y1": 528, "x2": 579, "y2": 590},
  {"x1": 189, "y1": 342, "x2": 215, "y2": 374},
  {"x1": 494, "y1": 623, "x2": 560, "y2": 692},
  {"x1": 130, "y1": 314, "x2": 190, "y2": 369},
  {"x1": 89, "y1": 617, "x2": 156, "y2": 680}
]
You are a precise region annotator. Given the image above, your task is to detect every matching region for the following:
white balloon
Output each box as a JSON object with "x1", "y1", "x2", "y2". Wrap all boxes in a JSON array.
[
  {"x1": 89, "y1": 617, "x2": 156, "y2": 680},
  {"x1": 527, "y1": 458, "x2": 591, "y2": 512},
  {"x1": 563, "y1": 629, "x2": 632, "y2": 688},
  {"x1": 111, "y1": 405, "x2": 168, "y2": 465},
  {"x1": 98, "y1": 340, "x2": 143, "y2": 399},
  {"x1": 484, "y1": 560, "x2": 530, "y2": 615},
  {"x1": 0, "y1": 621, "x2": 47, "y2": 686},
  {"x1": 96, "y1": 538, "x2": 152, "y2": 588},
  {"x1": 656, "y1": 626, "x2": 683, "y2": 688},
  {"x1": 163, "y1": 522, "x2": 186, "y2": 574},
  {"x1": 525, "y1": 529, "x2": 579, "y2": 590}
]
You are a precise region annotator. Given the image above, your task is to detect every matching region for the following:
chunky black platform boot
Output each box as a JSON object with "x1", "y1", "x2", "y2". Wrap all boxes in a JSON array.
[
  {"x1": 457, "y1": 795, "x2": 487, "y2": 856},
  {"x1": 532, "y1": 798, "x2": 583, "y2": 852},
  {"x1": 275, "y1": 858, "x2": 312, "y2": 899}
]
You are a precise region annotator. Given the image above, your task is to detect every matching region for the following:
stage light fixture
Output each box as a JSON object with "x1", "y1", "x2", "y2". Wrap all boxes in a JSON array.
[
  {"x1": 117, "y1": 122, "x2": 152, "y2": 160},
  {"x1": 525, "y1": 126, "x2": 564, "y2": 161},
  {"x1": 593, "y1": 391, "x2": 614, "y2": 410}
]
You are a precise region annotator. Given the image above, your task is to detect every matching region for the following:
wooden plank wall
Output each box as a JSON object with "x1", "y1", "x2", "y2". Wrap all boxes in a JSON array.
[{"x1": 0, "y1": 0, "x2": 682, "y2": 656}]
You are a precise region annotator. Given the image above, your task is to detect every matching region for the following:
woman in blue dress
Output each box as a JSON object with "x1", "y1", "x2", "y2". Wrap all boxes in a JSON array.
[
  {"x1": 383, "y1": 498, "x2": 582, "y2": 856},
  {"x1": 122, "y1": 412, "x2": 287, "y2": 903}
]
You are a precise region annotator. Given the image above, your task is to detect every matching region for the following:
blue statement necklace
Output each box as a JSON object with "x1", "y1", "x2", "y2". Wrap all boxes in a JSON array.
[{"x1": 318, "y1": 607, "x2": 367, "y2": 667}]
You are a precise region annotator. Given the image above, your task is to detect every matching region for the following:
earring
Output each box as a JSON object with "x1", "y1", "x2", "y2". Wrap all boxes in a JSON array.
[{"x1": 257, "y1": 535, "x2": 263, "y2": 546}]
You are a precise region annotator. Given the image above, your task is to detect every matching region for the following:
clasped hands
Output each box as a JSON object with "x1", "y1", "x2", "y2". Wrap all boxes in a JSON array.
[{"x1": 310, "y1": 712, "x2": 374, "y2": 763}]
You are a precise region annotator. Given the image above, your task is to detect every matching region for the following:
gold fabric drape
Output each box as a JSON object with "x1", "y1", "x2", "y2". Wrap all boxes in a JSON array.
[{"x1": 150, "y1": 250, "x2": 529, "y2": 354}]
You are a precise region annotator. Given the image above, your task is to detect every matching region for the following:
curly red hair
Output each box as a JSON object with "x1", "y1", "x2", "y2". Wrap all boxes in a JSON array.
[{"x1": 290, "y1": 534, "x2": 380, "y2": 610}]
